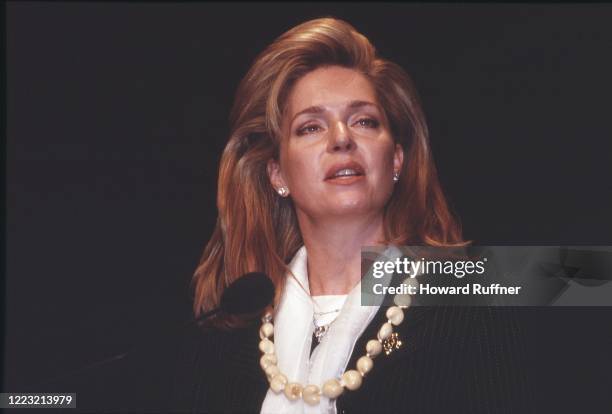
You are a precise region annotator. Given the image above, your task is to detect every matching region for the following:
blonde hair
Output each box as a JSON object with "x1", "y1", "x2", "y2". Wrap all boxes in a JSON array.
[{"x1": 193, "y1": 17, "x2": 464, "y2": 328}]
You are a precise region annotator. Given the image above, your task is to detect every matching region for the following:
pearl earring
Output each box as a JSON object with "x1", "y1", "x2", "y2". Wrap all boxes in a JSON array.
[
  {"x1": 393, "y1": 172, "x2": 400, "y2": 182},
  {"x1": 277, "y1": 186, "x2": 289, "y2": 197}
]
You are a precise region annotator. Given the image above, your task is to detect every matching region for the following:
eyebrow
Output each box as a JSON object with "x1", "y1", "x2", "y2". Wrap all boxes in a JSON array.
[{"x1": 290, "y1": 100, "x2": 380, "y2": 124}]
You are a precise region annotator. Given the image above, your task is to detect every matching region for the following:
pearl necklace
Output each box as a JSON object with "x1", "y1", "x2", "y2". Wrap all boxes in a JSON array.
[{"x1": 258, "y1": 295, "x2": 411, "y2": 406}]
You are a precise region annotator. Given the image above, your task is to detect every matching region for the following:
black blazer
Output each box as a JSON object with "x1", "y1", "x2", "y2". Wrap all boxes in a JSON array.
[
  {"x1": 114, "y1": 305, "x2": 536, "y2": 414},
  {"x1": 43, "y1": 304, "x2": 612, "y2": 413}
]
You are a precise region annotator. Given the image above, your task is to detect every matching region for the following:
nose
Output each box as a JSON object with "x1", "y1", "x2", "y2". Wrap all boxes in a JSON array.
[{"x1": 327, "y1": 121, "x2": 355, "y2": 152}]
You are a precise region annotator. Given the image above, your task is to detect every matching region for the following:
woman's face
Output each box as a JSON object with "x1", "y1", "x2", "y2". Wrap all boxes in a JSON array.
[{"x1": 268, "y1": 65, "x2": 403, "y2": 221}]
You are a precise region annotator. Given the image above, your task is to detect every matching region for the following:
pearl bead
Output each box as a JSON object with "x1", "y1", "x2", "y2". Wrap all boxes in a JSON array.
[
  {"x1": 302, "y1": 384, "x2": 321, "y2": 405},
  {"x1": 386, "y1": 306, "x2": 404, "y2": 326},
  {"x1": 393, "y1": 293, "x2": 412, "y2": 308},
  {"x1": 260, "y1": 353, "x2": 277, "y2": 370},
  {"x1": 264, "y1": 364, "x2": 280, "y2": 377},
  {"x1": 403, "y1": 277, "x2": 419, "y2": 290},
  {"x1": 378, "y1": 322, "x2": 393, "y2": 341},
  {"x1": 259, "y1": 322, "x2": 274, "y2": 339},
  {"x1": 341, "y1": 370, "x2": 363, "y2": 391},
  {"x1": 284, "y1": 383, "x2": 302, "y2": 401},
  {"x1": 259, "y1": 338, "x2": 275, "y2": 354},
  {"x1": 356, "y1": 356, "x2": 374, "y2": 375},
  {"x1": 270, "y1": 373, "x2": 287, "y2": 393},
  {"x1": 366, "y1": 339, "x2": 383, "y2": 357},
  {"x1": 322, "y1": 379, "x2": 343, "y2": 399}
]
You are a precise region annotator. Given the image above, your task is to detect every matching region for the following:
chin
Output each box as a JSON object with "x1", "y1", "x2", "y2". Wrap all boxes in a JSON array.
[
  {"x1": 327, "y1": 187, "x2": 390, "y2": 212},
  {"x1": 328, "y1": 197, "x2": 379, "y2": 216}
]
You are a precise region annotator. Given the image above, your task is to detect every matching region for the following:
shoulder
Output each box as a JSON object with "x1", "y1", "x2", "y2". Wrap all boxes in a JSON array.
[{"x1": 338, "y1": 306, "x2": 536, "y2": 414}]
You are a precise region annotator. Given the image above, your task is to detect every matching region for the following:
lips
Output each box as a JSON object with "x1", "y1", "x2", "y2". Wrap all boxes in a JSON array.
[{"x1": 325, "y1": 161, "x2": 365, "y2": 180}]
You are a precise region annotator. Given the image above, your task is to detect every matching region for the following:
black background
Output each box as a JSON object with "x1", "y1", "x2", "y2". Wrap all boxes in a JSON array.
[{"x1": 5, "y1": 2, "x2": 612, "y2": 412}]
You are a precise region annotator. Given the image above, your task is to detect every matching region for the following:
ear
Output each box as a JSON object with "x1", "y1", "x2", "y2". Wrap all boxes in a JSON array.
[
  {"x1": 267, "y1": 158, "x2": 287, "y2": 191},
  {"x1": 393, "y1": 143, "x2": 404, "y2": 173}
]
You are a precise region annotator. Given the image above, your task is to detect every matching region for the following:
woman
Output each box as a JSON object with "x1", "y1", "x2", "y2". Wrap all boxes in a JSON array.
[{"x1": 181, "y1": 17, "x2": 532, "y2": 414}]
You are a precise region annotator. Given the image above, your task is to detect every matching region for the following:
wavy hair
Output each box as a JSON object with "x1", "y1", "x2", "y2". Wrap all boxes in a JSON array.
[{"x1": 193, "y1": 17, "x2": 464, "y2": 328}]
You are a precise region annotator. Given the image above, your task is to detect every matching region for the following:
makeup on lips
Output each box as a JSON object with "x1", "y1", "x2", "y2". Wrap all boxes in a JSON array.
[{"x1": 324, "y1": 161, "x2": 365, "y2": 185}]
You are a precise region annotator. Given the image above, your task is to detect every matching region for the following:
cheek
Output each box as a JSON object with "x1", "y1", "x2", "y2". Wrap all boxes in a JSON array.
[
  {"x1": 283, "y1": 149, "x2": 319, "y2": 189},
  {"x1": 368, "y1": 144, "x2": 396, "y2": 179}
]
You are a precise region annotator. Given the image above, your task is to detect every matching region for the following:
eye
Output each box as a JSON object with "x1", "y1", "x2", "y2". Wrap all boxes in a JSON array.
[
  {"x1": 354, "y1": 117, "x2": 380, "y2": 128},
  {"x1": 296, "y1": 123, "x2": 323, "y2": 136}
]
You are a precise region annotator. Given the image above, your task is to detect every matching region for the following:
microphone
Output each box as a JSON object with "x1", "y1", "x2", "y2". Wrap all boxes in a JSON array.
[{"x1": 195, "y1": 272, "x2": 275, "y2": 322}]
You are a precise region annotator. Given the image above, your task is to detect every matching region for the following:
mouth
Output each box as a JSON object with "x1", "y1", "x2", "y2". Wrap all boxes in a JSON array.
[{"x1": 325, "y1": 161, "x2": 365, "y2": 182}]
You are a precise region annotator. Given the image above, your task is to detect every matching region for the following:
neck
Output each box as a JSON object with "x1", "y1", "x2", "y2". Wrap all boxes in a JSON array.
[{"x1": 297, "y1": 212, "x2": 387, "y2": 296}]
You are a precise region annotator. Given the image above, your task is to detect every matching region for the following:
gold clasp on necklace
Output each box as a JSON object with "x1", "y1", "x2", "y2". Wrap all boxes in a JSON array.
[{"x1": 382, "y1": 332, "x2": 403, "y2": 355}]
